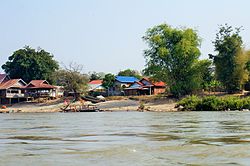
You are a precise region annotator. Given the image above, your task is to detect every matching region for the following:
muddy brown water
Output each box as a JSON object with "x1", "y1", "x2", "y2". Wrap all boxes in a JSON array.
[{"x1": 0, "y1": 112, "x2": 250, "y2": 165}]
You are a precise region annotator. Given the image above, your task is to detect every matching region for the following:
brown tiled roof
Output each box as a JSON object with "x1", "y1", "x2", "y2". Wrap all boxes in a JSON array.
[
  {"x1": 0, "y1": 79, "x2": 26, "y2": 90},
  {"x1": 26, "y1": 80, "x2": 55, "y2": 89}
]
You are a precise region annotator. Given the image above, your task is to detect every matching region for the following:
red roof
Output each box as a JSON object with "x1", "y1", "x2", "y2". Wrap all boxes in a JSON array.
[
  {"x1": 140, "y1": 78, "x2": 166, "y2": 87},
  {"x1": 153, "y1": 81, "x2": 165, "y2": 87},
  {"x1": 89, "y1": 80, "x2": 103, "y2": 84},
  {"x1": 0, "y1": 79, "x2": 27, "y2": 90},
  {"x1": 26, "y1": 80, "x2": 55, "y2": 89}
]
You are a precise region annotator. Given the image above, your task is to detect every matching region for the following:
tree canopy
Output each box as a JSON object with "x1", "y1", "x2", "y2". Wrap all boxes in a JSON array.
[
  {"x1": 143, "y1": 24, "x2": 201, "y2": 97},
  {"x1": 102, "y1": 73, "x2": 115, "y2": 89},
  {"x1": 89, "y1": 72, "x2": 105, "y2": 81},
  {"x1": 54, "y1": 63, "x2": 89, "y2": 100},
  {"x1": 2, "y1": 46, "x2": 59, "y2": 83},
  {"x1": 210, "y1": 24, "x2": 249, "y2": 92},
  {"x1": 117, "y1": 69, "x2": 142, "y2": 79}
]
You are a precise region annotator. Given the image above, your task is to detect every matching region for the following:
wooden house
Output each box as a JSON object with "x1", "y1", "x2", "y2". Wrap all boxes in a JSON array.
[
  {"x1": 88, "y1": 80, "x2": 105, "y2": 92},
  {"x1": 124, "y1": 78, "x2": 166, "y2": 96},
  {"x1": 25, "y1": 80, "x2": 56, "y2": 98},
  {"x1": 0, "y1": 79, "x2": 27, "y2": 104},
  {"x1": 110, "y1": 76, "x2": 139, "y2": 95}
]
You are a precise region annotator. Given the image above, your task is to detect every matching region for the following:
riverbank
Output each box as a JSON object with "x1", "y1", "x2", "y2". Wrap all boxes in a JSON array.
[{"x1": 0, "y1": 95, "x2": 178, "y2": 113}]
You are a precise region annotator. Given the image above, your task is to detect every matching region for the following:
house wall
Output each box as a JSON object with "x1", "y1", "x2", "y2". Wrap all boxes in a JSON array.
[
  {"x1": 153, "y1": 87, "x2": 165, "y2": 95},
  {"x1": 112, "y1": 81, "x2": 132, "y2": 95},
  {"x1": 125, "y1": 89, "x2": 138, "y2": 96}
]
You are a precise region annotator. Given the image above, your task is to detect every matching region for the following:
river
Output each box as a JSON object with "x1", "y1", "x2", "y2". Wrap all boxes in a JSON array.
[{"x1": 0, "y1": 112, "x2": 250, "y2": 165}]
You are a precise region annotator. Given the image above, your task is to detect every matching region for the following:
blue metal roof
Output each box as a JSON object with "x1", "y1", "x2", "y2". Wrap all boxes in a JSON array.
[{"x1": 115, "y1": 76, "x2": 139, "y2": 83}]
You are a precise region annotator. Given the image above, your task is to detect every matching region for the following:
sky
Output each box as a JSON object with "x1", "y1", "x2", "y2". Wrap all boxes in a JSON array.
[{"x1": 1, "y1": 0, "x2": 250, "y2": 74}]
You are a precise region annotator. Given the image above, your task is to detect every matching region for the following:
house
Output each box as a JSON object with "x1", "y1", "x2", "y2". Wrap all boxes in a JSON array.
[
  {"x1": 88, "y1": 80, "x2": 105, "y2": 92},
  {"x1": 25, "y1": 80, "x2": 56, "y2": 98},
  {"x1": 0, "y1": 79, "x2": 27, "y2": 104},
  {"x1": 124, "y1": 78, "x2": 166, "y2": 96},
  {"x1": 54, "y1": 86, "x2": 64, "y2": 97},
  {"x1": 110, "y1": 76, "x2": 139, "y2": 95}
]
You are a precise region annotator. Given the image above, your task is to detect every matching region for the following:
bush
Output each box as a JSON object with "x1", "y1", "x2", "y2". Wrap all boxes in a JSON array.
[
  {"x1": 222, "y1": 96, "x2": 242, "y2": 110},
  {"x1": 177, "y1": 95, "x2": 201, "y2": 111},
  {"x1": 198, "y1": 96, "x2": 223, "y2": 111},
  {"x1": 177, "y1": 95, "x2": 250, "y2": 111}
]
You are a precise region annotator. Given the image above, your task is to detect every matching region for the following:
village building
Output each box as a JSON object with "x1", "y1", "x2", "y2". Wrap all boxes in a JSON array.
[
  {"x1": 88, "y1": 80, "x2": 105, "y2": 92},
  {"x1": 0, "y1": 79, "x2": 27, "y2": 104},
  {"x1": 25, "y1": 80, "x2": 57, "y2": 98},
  {"x1": 124, "y1": 78, "x2": 166, "y2": 96},
  {"x1": 109, "y1": 76, "x2": 139, "y2": 95}
]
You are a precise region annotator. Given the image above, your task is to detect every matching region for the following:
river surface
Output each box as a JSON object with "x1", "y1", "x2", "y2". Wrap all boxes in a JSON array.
[{"x1": 1, "y1": 112, "x2": 250, "y2": 166}]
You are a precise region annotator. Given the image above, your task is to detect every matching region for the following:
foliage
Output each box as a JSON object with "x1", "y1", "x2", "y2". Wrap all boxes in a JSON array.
[
  {"x1": 118, "y1": 69, "x2": 142, "y2": 79},
  {"x1": 194, "y1": 59, "x2": 214, "y2": 89},
  {"x1": 177, "y1": 95, "x2": 250, "y2": 111},
  {"x1": 198, "y1": 96, "x2": 224, "y2": 111},
  {"x1": 211, "y1": 24, "x2": 249, "y2": 93},
  {"x1": 203, "y1": 80, "x2": 224, "y2": 92},
  {"x1": 54, "y1": 63, "x2": 89, "y2": 100},
  {"x1": 143, "y1": 24, "x2": 201, "y2": 97},
  {"x1": 102, "y1": 73, "x2": 115, "y2": 89},
  {"x1": 177, "y1": 95, "x2": 201, "y2": 111},
  {"x1": 89, "y1": 72, "x2": 105, "y2": 81},
  {"x1": 2, "y1": 46, "x2": 59, "y2": 83}
]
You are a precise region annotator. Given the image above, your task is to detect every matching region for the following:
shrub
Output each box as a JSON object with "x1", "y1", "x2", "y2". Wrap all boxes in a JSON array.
[
  {"x1": 199, "y1": 96, "x2": 223, "y2": 111},
  {"x1": 241, "y1": 97, "x2": 250, "y2": 110},
  {"x1": 177, "y1": 95, "x2": 250, "y2": 111},
  {"x1": 222, "y1": 96, "x2": 243, "y2": 110},
  {"x1": 177, "y1": 95, "x2": 201, "y2": 111}
]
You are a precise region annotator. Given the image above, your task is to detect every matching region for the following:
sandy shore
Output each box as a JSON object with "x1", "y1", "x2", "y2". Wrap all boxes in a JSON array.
[
  {"x1": 97, "y1": 98, "x2": 177, "y2": 112},
  {"x1": 0, "y1": 97, "x2": 178, "y2": 113}
]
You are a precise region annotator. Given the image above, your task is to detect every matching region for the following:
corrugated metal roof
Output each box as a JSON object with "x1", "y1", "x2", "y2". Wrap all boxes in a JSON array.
[
  {"x1": 0, "y1": 79, "x2": 27, "y2": 90},
  {"x1": 26, "y1": 80, "x2": 55, "y2": 89},
  {"x1": 140, "y1": 78, "x2": 166, "y2": 87},
  {"x1": 89, "y1": 80, "x2": 103, "y2": 84},
  {"x1": 115, "y1": 76, "x2": 139, "y2": 83}
]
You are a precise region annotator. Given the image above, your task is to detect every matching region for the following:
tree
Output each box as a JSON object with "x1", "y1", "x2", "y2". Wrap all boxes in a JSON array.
[
  {"x1": 89, "y1": 72, "x2": 105, "y2": 81},
  {"x1": 143, "y1": 24, "x2": 201, "y2": 97},
  {"x1": 118, "y1": 69, "x2": 142, "y2": 79},
  {"x1": 210, "y1": 24, "x2": 248, "y2": 93},
  {"x1": 102, "y1": 73, "x2": 115, "y2": 89},
  {"x1": 194, "y1": 59, "x2": 214, "y2": 89},
  {"x1": 54, "y1": 63, "x2": 89, "y2": 100},
  {"x1": 2, "y1": 46, "x2": 59, "y2": 83}
]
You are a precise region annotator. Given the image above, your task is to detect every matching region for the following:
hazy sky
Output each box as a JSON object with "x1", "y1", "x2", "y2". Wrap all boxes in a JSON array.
[{"x1": 1, "y1": 0, "x2": 250, "y2": 74}]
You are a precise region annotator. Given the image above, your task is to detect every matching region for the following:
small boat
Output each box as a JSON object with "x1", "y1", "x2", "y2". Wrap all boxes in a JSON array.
[{"x1": 81, "y1": 96, "x2": 103, "y2": 103}]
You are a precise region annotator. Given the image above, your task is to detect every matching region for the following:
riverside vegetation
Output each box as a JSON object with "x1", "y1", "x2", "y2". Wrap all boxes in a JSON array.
[{"x1": 177, "y1": 95, "x2": 250, "y2": 111}]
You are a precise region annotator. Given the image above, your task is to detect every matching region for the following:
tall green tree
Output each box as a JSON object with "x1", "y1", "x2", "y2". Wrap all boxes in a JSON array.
[
  {"x1": 102, "y1": 73, "x2": 115, "y2": 89},
  {"x1": 89, "y1": 72, "x2": 104, "y2": 81},
  {"x1": 194, "y1": 59, "x2": 214, "y2": 89},
  {"x1": 210, "y1": 24, "x2": 248, "y2": 93},
  {"x1": 143, "y1": 24, "x2": 201, "y2": 97},
  {"x1": 2, "y1": 46, "x2": 59, "y2": 83},
  {"x1": 118, "y1": 69, "x2": 142, "y2": 79}
]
